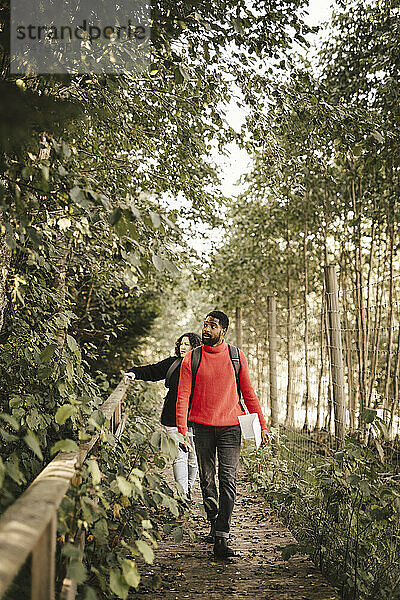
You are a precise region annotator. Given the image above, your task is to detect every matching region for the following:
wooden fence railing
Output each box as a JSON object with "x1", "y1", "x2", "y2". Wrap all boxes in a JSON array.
[{"x1": 0, "y1": 380, "x2": 129, "y2": 600}]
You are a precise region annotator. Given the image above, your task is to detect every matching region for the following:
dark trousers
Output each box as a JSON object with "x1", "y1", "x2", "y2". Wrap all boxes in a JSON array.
[{"x1": 193, "y1": 423, "x2": 241, "y2": 539}]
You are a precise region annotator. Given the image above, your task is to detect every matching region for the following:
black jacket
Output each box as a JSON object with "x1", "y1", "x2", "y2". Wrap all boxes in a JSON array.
[{"x1": 131, "y1": 356, "x2": 182, "y2": 427}]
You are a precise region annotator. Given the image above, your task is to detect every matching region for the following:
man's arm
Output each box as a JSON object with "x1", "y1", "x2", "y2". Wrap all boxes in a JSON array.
[
  {"x1": 176, "y1": 353, "x2": 192, "y2": 436},
  {"x1": 238, "y1": 350, "x2": 268, "y2": 431}
]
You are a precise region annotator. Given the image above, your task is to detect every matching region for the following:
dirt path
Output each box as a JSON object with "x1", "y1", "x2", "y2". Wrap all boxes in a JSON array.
[{"x1": 133, "y1": 467, "x2": 338, "y2": 599}]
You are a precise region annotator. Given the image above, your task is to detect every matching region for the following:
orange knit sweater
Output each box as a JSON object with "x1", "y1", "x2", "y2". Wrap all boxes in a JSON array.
[{"x1": 176, "y1": 340, "x2": 267, "y2": 435}]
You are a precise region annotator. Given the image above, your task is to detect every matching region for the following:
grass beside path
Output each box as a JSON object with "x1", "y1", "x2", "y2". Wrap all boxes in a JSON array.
[{"x1": 131, "y1": 467, "x2": 338, "y2": 599}]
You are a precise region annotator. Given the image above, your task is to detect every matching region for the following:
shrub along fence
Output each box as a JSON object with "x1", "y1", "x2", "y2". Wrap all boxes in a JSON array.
[
  {"x1": 0, "y1": 381, "x2": 127, "y2": 600},
  {"x1": 241, "y1": 265, "x2": 400, "y2": 600}
]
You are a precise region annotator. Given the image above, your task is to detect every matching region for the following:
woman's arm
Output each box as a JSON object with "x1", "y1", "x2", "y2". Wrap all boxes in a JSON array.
[{"x1": 124, "y1": 356, "x2": 175, "y2": 383}]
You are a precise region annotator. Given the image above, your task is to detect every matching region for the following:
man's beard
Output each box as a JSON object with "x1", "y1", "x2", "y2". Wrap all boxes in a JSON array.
[{"x1": 202, "y1": 332, "x2": 219, "y2": 346}]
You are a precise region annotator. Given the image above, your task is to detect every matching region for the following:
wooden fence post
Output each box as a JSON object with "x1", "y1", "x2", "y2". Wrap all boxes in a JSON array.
[
  {"x1": 31, "y1": 512, "x2": 57, "y2": 600},
  {"x1": 267, "y1": 296, "x2": 279, "y2": 426},
  {"x1": 60, "y1": 530, "x2": 86, "y2": 600},
  {"x1": 324, "y1": 265, "x2": 346, "y2": 449}
]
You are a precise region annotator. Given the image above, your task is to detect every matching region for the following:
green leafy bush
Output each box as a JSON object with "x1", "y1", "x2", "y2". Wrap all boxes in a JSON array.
[{"x1": 243, "y1": 430, "x2": 400, "y2": 600}]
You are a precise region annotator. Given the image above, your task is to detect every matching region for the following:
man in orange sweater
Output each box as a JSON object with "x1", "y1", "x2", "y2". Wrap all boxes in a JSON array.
[{"x1": 176, "y1": 310, "x2": 269, "y2": 558}]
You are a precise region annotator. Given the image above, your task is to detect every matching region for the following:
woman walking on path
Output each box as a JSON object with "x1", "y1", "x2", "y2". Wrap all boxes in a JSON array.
[{"x1": 124, "y1": 332, "x2": 202, "y2": 499}]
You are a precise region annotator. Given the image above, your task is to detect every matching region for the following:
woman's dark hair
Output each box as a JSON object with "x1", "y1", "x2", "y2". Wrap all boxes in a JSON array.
[{"x1": 175, "y1": 332, "x2": 202, "y2": 357}]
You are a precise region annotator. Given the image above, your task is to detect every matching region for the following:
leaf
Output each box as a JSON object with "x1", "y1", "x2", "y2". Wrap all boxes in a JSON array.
[
  {"x1": 41, "y1": 166, "x2": 49, "y2": 183},
  {"x1": 116, "y1": 475, "x2": 133, "y2": 497},
  {"x1": 372, "y1": 130, "x2": 384, "y2": 143},
  {"x1": 121, "y1": 250, "x2": 140, "y2": 267},
  {"x1": 83, "y1": 586, "x2": 98, "y2": 600},
  {"x1": 281, "y1": 543, "x2": 299, "y2": 561},
  {"x1": 160, "y1": 431, "x2": 178, "y2": 460},
  {"x1": 149, "y1": 63, "x2": 159, "y2": 76},
  {"x1": 163, "y1": 257, "x2": 180, "y2": 276},
  {"x1": 151, "y1": 253, "x2": 165, "y2": 271},
  {"x1": 87, "y1": 459, "x2": 102, "y2": 485},
  {"x1": 375, "y1": 439, "x2": 385, "y2": 462},
  {"x1": 62, "y1": 542, "x2": 84, "y2": 560},
  {"x1": 109, "y1": 207, "x2": 122, "y2": 226},
  {"x1": 232, "y1": 17, "x2": 244, "y2": 34},
  {"x1": 0, "y1": 457, "x2": 4, "y2": 489},
  {"x1": 66, "y1": 360, "x2": 74, "y2": 382},
  {"x1": 161, "y1": 495, "x2": 179, "y2": 517},
  {"x1": 66, "y1": 560, "x2": 87, "y2": 585},
  {"x1": 50, "y1": 438, "x2": 79, "y2": 456},
  {"x1": 121, "y1": 559, "x2": 140, "y2": 588},
  {"x1": 361, "y1": 409, "x2": 376, "y2": 424},
  {"x1": 62, "y1": 141, "x2": 71, "y2": 159},
  {"x1": 135, "y1": 539, "x2": 154, "y2": 564},
  {"x1": 39, "y1": 343, "x2": 57, "y2": 364},
  {"x1": 24, "y1": 430, "x2": 43, "y2": 460},
  {"x1": 110, "y1": 569, "x2": 129, "y2": 600},
  {"x1": 0, "y1": 413, "x2": 20, "y2": 431},
  {"x1": 70, "y1": 186, "x2": 88, "y2": 208},
  {"x1": 94, "y1": 518, "x2": 109, "y2": 544},
  {"x1": 58, "y1": 217, "x2": 71, "y2": 230},
  {"x1": 149, "y1": 211, "x2": 161, "y2": 228},
  {"x1": 150, "y1": 430, "x2": 161, "y2": 450},
  {"x1": 130, "y1": 205, "x2": 141, "y2": 219},
  {"x1": 5, "y1": 460, "x2": 26, "y2": 485},
  {"x1": 66, "y1": 334, "x2": 78, "y2": 352},
  {"x1": 359, "y1": 480, "x2": 371, "y2": 497},
  {"x1": 55, "y1": 404, "x2": 77, "y2": 425},
  {"x1": 123, "y1": 267, "x2": 138, "y2": 288},
  {"x1": 174, "y1": 66, "x2": 184, "y2": 85},
  {"x1": 89, "y1": 410, "x2": 105, "y2": 429},
  {"x1": 172, "y1": 526, "x2": 183, "y2": 542},
  {"x1": 348, "y1": 474, "x2": 361, "y2": 486},
  {"x1": 374, "y1": 418, "x2": 389, "y2": 440},
  {"x1": 0, "y1": 428, "x2": 18, "y2": 442}
]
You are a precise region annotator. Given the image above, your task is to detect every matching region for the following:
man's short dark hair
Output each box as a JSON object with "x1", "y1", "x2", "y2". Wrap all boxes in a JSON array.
[{"x1": 206, "y1": 310, "x2": 229, "y2": 331}]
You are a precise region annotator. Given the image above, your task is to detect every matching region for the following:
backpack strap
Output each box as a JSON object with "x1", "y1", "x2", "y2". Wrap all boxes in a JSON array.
[
  {"x1": 189, "y1": 345, "x2": 203, "y2": 406},
  {"x1": 228, "y1": 343, "x2": 246, "y2": 413},
  {"x1": 164, "y1": 358, "x2": 181, "y2": 388}
]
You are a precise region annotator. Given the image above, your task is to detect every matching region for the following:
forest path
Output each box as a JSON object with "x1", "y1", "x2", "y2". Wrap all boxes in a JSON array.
[{"x1": 133, "y1": 467, "x2": 338, "y2": 600}]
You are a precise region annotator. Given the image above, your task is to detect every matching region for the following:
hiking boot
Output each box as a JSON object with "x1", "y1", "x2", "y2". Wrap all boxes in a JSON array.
[
  {"x1": 204, "y1": 519, "x2": 216, "y2": 543},
  {"x1": 213, "y1": 536, "x2": 235, "y2": 558}
]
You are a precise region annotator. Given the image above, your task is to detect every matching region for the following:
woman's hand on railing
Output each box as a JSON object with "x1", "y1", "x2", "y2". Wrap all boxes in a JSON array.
[{"x1": 123, "y1": 372, "x2": 136, "y2": 384}]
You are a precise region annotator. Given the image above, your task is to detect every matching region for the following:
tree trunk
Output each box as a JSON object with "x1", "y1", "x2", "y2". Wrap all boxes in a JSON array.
[
  {"x1": 284, "y1": 231, "x2": 295, "y2": 429},
  {"x1": 0, "y1": 214, "x2": 11, "y2": 334},
  {"x1": 384, "y1": 220, "x2": 394, "y2": 418},
  {"x1": 369, "y1": 232, "x2": 384, "y2": 409},
  {"x1": 267, "y1": 296, "x2": 279, "y2": 427},
  {"x1": 303, "y1": 225, "x2": 310, "y2": 431},
  {"x1": 235, "y1": 306, "x2": 242, "y2": 348},
  {"x1": 315, "y1": 290, "x2": 325, "y2": 431},
  {"x1": 351, "y1": 181, "x2": 367, "y2": 418},
  {"x1": 388, "y1": 325, "x2": 400, "y2": 438},
  {"x1": 340, "y1": 249, "x2": 356, "y2": 429},
  {"x1": 325, "y1": 265, "x2": 346, "y2": 449}
]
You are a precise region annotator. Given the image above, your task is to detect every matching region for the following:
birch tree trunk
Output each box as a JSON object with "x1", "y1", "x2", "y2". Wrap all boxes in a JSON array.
[
  {"x1": 0, "y1": 214, "x2": 11, "y2": 334},
  {"x1": 303, "y1": 225, "x2": 310, "y2": 431},
  {"x1": 384, "y1": 219, "x2": 394, "y2": 417},
  {"x1": 284, "y1": 231, "x2": 295, "y2": 429}
]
